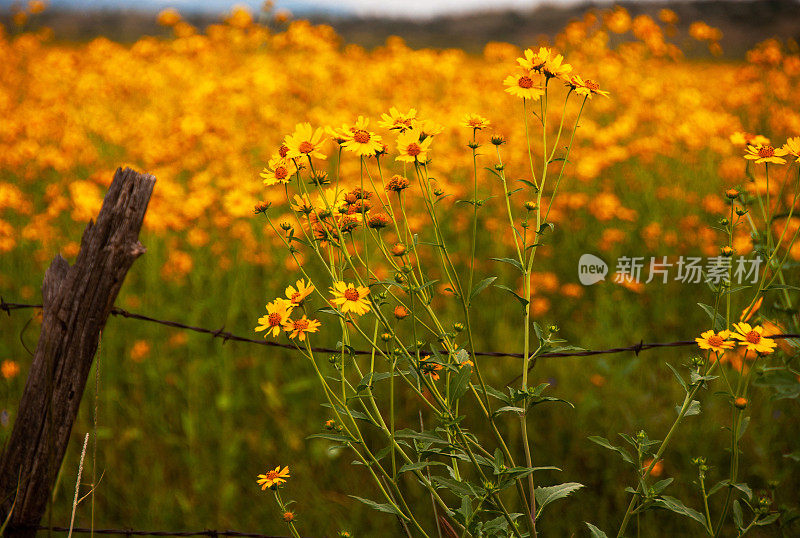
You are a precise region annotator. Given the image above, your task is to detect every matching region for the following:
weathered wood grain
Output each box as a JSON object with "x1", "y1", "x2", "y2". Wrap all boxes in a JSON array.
[{"x1": 0, "y1": 167, "x2": 155, "y2": 536}]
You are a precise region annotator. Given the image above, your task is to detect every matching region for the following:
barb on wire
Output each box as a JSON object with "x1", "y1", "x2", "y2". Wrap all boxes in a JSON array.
[
  {"x1": 23, "y1": 526, "x2": 293, "y2": 538},
  {"x1": 2, "y1": 298, "x2": 799, "y2": 363}
]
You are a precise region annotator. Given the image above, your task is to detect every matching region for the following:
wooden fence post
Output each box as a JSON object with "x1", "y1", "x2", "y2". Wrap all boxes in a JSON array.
[{"x1": 0, "y1": 167, "x2": 156, "y2": 536}]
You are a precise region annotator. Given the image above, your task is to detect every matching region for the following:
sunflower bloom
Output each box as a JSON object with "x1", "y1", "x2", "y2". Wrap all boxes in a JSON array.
[
  {"x1": 730, "y1": 323, "x2": 777, "y2": 354},
  {"x1": 503, "y1": 73, "x2": 544, "y2": 100},
  {"x1": 461, "y1": 113, "x2": 491, "y2": 130},
  {"x1": 395, "y1": 129, "x2": 433, "y2": 163},
  {"x1": 257, "y1": 465, "x2": 290, "y2": 490},
  {"x1": 379, "y1": 107, "x2": 417, "y2": 132},
  {"x1": 285, "y1": 279, "x2": 314, "y2": 306},
  {"x1": 339, "y1": 116, "x2": 384, "y2": 156},
  {"x1": 695, "y1": 329, "x2": 734, "y2": 354},
  {"x1": 567, "y1": 75, "x2": 610, "y2": 98},
  {"x1": 255, "y1": 298, "x2": 294, "y2": 338},
  {"x1": 281, "y1": 315, "x2": 321, "y2": 341},
  {"x1": 744, "y1": 144, "x2": 788, "y2": 165},
  {"x1": 419, "y1": 355, "x2": 442, "y2": 381},
  {"x1": 541, "y1": 53, "x2": 573, "y2": 79},
  {"x1": 330, "y1": 281, "x2": 371, "y2": 315},
  {"x1": 284, "y1": 123, "x2": 327, "y2": 160},
  {"x1": 260, "y1": 157, "x2": 298, "y2": 186},
  {"x1": 517, "y1": 47, "x2": 549, "y2": 71},
  {"x1": 783, "y1": 136, "x2": 800, "y2": 161}
]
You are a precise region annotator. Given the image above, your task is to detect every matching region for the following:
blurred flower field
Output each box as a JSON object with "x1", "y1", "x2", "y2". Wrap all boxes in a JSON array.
[{"x1": 1, "y1": 3, "x2": 800, "y2": 536}]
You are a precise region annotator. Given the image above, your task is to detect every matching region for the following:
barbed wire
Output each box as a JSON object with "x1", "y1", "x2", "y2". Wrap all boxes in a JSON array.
[
  {"x1": 2, "y1": 298, "x2": 799, "y2": 361},
  {"x1": 22, "y1": 525, "x2": 293, "y2": 538}
]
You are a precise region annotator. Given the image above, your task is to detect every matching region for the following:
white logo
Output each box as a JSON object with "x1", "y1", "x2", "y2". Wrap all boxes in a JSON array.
[{"x1": 579, "y1": 253, "x2": 608, "y2": 285}]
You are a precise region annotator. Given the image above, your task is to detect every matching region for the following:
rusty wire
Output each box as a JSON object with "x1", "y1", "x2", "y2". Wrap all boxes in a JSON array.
[{"x1": 3, "y1": 298, "x2": 799, "y2": 361}]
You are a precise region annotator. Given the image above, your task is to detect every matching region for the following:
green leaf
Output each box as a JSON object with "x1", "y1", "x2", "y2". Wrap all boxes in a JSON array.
[
  {"x1": 585, "y1": 522, "x2": 609, "y2": 538},
  {"x1": 653, "y1": 496, "x2": 707, "y2": 528},
  {"x1": 666, "y1": 363, "x2": 689, "y2": 393},
  {"x1": 448, "y1": 362, "x2": 472, "y2": 402},
  {"x1": 394, "y1": 429, "x2": 449, "y2": 445},
  {"x1": 587, "y1": 436, "x2": 635, "y2": 464},
  {"x1": 494, "y1": 284, "x2": 530, "y2": 309},
  {"x1": 306, "y1": 432, "x2": 357, "y2": 445},
  {"x1": 652, "y1": 478, "x2": 674, "y2": 495},
  {"x1": 534, "y1": 482, "x2": 584, "y2": 518},
  {"x1": 676, "y1": 399, "x2": 701, "y2": 417},
  {"x1": 433, "y1": 476, "x2": 478, "y2": 498},
  {"x1": 733, "y1": 500, "x2": 744, "y2": 529},
  {"x1": 490, "y1": 257, "x2": 525, "y2": 273},
  {"x1": 755, "y1": 513, "x2": 780, "y2": 526},
  {"x1": 697, "y1": 303, "x2": 726, "y2": 331},
  {"x1": 765, "y1": 284, "x2": 800, "y2": 291},
  {"x1": 470, "y1": 276, "x2": 498, "y2": 304},
  {"x1": 494, "y1": 406, "x2": 526, "y2": 416},
  {"x1": 397, "y1": 461, "x2": 445, "y2": 474},
  {"x1": 475, "y1": 385, "x2": 510, "y2": 404},
  {"x1": 349, "y1": 495, "x2": 405, "y2": 517}
]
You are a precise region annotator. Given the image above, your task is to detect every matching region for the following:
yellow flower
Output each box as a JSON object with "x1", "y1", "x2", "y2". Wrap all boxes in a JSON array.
[
  {"x1": 744, "y1": 144, "x2": 788, "y2": 165},
  {"x1": 730, "y1": 323, "x2": 777, "y2": 354},
  {"x1": 695, "y1": 329, "x2": 734, "y2": 354},
  {"x1": 410, "y1": 118, "x2": 444, "y2": 138},
  {"x1": 257, "y1": 465, "x2": 290, "y2": 490},
  {"x1": 281, "y1": 315, "x2": 321, "y2": 341},
  {"x1": 290, "y1": 194, "x2": 314, "y2": 214},
  {"x1": 395, "y1": 129, "x2": 432, "y2": 163},
  {"x1": 730, "y1": 132, "x2": 769, "y2": 147},
  {"x1": 285, "y1": 278, "x2": 314, "y2": 306},
  {"x1": 339, "y1": 116, "x2": 384, "y2": 156},
  {"x1": 284, "y1": 123, "x2": 327, "y2": 160},
  {"x1": 461, "y1": 113, "x2": 490, "y2": 130},
  {"x1": 783, "y1": 136, "x2": 800, "y2": 161},
  {"x1": 378, "y1": 107, "x2": 417, "y2": 132},
  {"x1": 541, "y1": 53, "x2": 573, "y2": 79},
  {"x1": 517, "y1": 47, "x2": 549, "y2": 71},
  {"x1": 330, "y1": 281, "x2": 371, "y2": 315},
  {"x1": 419, "y1": 355, "x2": 442, "y2": 381},
  {"x1": 260, "y1": 157, "x2": 298, "y2": 186},
  {"x1": 157, "y1": 8, "x2": 181, "y2": 26},
  {"x1": 503, "y1": 73, "x2": 544, "y2": 101},
  {"x1": 567, "y1": 75, "x2": 610, "y2": 99},
  {"x1": 255, "y1": 298, "x2": 294, "y2": 338},
  {"x1": 1, "y1": 360, "x2": 20, "y2": 380},
  {"x1": 518, "y1": 47, "x2": 572, "y2": 79}
]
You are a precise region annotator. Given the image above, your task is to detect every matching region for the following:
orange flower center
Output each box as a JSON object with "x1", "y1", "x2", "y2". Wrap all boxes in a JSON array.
[
  {"x1": 275, "y1": 166, "x2": 287, "y2": 179},
  {"x1": 585, "y1": 79, "x2": 600, "y2": 90},
  {"x1": 268, "y1": 313, "x2": 282, "y2": 326},
  {"x1": 353, "y1": 130, "x2": 370, "y2": 143},
  {"x1": 707, "y1": 335, "x2": 724, "y2": 347},
  {"x1": 344, "y1": 287, "x2": 360, "y2": 301},
  {"x1": 279, "y1": 145, "x2": 289, "y2": 157},
  {"x1": 758, "y1": 146, "x2": 775, "y2": 158},
  {"x1": 265, "y1": 470, "x2": 280, "y2": 480},
  {"x1": 298, "y1": 141, "x2": 315, "y2": 154},
  {"x1": 518, "y1": 76, "x2": 534, "y2": 89},
  {"x1": 746, "y1": 330, "x2": 761, "y2": 344},
  {"x1": 406, "y1": 143, "x2": 421, "y2": 156},
  {"x1": 294, "y1": 318, "x2": 309, "y2": 331},
  {"x1": 290, "y1": 291, "x2": 302, "y2": 303}
]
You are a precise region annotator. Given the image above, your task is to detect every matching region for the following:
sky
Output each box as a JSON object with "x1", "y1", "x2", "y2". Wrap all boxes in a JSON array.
[{"x1": 4, "y1": 0, "x2": 594, "y2": 18}]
